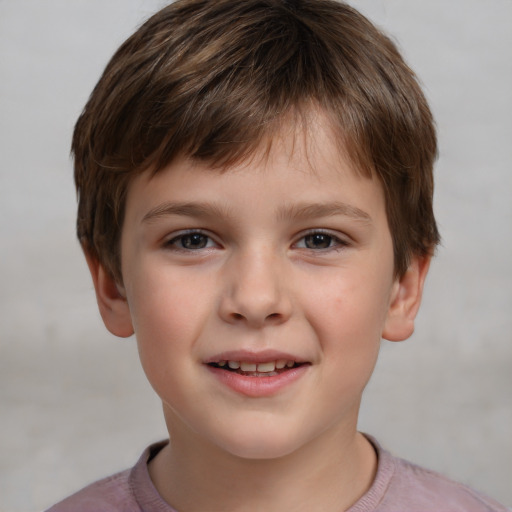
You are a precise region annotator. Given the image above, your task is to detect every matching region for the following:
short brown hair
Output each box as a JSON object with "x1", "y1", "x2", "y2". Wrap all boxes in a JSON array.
[{"x1": 73, "y1": 0, "x2": 440, "y2": 282}]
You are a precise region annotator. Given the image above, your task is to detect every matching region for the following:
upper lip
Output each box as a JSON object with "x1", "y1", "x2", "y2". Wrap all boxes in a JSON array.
[{"x1": 203, "y1": 350, "x2": 308, "y2": 365}]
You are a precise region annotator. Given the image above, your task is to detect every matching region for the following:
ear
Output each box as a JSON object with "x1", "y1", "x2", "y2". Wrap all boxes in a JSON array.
[
  {"x1": 84, "y1": 252, "x2": 134, "y2": 338},
  {"x1": 382, "y1": 256, "x2": 431, "y2": 342}
]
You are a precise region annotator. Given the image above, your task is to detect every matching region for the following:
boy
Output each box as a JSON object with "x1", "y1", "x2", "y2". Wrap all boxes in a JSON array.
[{"x1": 48, "y1": 0, "x2": 507, "y2": 510}]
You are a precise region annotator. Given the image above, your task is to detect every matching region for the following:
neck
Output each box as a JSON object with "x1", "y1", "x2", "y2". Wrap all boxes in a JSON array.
[{"x1": 149, "y1": 415, "x2": 377, "y2": 512}]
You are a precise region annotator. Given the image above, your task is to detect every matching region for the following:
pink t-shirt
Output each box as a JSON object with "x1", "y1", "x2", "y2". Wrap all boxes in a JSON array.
[{"x1": 46, "y1": 438, "x2": 508, "y2": 512}]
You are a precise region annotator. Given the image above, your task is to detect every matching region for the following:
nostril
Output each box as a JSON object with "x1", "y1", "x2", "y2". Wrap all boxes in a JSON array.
[{"x1": 265, "y1": 312, "x2": 285, "y2": 324}]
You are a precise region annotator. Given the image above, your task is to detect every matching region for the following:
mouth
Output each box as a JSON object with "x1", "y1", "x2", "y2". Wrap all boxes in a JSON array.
[
  {"x1": 207, "y1": 359, "x2": 305, "y2": 377},
  {"x1": 205, "y1": 353, "x2": 310, "y2": 396}
]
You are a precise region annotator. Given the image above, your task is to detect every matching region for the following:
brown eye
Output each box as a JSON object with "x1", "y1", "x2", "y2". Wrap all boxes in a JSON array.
[
  {"x1": 303, "y1": 233, "x2": 333, "y2": 249},
  {"x1": 180, "y1": 233, "x2": 209, "y2": 249},
  {"x1": 167, "y1": 232, "x2": 214, "y2": 250}
]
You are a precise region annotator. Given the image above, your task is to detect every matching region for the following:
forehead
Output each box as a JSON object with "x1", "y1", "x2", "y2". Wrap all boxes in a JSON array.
[
  {"x1": 124, "y1": 112, "x2": 386, "y2": 229},
  {"x1": 149, "y1": 108, "x2": 370, "y2": 184}
]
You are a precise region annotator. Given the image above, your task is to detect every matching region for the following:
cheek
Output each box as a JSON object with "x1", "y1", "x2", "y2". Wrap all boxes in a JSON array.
[
  {"x1": 301, "y1": 266, "x2": 391, "y2": 379},
  {"x1": 127, "y1": 257, "x2": 212, "y2": 331},
  {"x1": 307, "y1": 271, "x2": 391, "y2": 338},
  {"x1": 128, "y1": 285, "x2": 208, "y2": 409},
  {"x1": 125, "y1": 265, "x2": 215, "y2": 375}
]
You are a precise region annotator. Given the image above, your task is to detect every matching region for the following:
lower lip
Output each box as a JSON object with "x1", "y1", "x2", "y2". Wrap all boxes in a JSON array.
[{"x1": 206, "y1": 365, "x2": 309, "y2": 397}]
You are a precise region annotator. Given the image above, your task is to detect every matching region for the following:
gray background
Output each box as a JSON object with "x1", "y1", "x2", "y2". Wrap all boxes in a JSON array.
[{"x1": 1, "y1": 1, "x2": 511, "y2": 510}]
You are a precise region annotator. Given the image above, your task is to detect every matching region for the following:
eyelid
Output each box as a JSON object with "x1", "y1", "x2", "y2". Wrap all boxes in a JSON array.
[
  {"x1": 293, "y1": 229, "x2": 350, "y2": 250},
  {"x1": 163, "y1": 229, "x2": 220, "y2": 250}
]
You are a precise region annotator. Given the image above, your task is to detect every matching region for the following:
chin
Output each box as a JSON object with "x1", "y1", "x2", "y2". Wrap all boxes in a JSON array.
[{"x1": 212, "y1": 424, "x2": 310, "y2": 461}]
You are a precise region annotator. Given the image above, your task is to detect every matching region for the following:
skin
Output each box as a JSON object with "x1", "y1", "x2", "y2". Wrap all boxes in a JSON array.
[{"x1": 87, "y1": 114, "x2": 430, "y2": 511}]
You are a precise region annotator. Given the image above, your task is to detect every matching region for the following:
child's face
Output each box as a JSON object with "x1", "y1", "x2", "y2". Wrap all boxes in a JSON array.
[{"x1": 96, "y1": 116, "x2": 425, "y2": 460}]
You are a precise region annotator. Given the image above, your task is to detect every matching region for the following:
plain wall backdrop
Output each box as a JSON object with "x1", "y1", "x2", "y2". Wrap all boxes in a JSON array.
[{"x1": 1, "y1": 1, "x2": 511, "y2": 510}]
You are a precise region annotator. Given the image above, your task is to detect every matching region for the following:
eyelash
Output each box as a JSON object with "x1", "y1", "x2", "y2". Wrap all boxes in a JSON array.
[
  {"x1": 164, "y1": 230, "x2": 218, "y2": 251},
  {"x1": 164, "y1": 229, "x2": 348, "y2": 253},
  {"x1": 294, "y1": 230, "x2": 349, "y2": 251}
]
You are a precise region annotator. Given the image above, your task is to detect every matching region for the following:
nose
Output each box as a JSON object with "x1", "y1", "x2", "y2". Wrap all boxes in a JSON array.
[{"x1": 218, "y1": 247, "x2": 292, "y2": 328}]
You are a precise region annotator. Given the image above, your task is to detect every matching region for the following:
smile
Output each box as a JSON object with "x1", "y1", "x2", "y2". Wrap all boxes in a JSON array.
[
  {"x1": 208, "y1": 359, "x2": 299, "y2": 377},
  {"x1": 204, "y1": 350, "x2": 310, "y2": 396}
]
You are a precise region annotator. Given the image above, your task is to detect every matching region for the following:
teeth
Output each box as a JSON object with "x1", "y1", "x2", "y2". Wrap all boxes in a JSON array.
[
  {"x1": 221, "y1": 360, "x2": 296, "y2": 372},
  {"x1": 257, "y1": 361, "x2": 276, "y2": 372},
  {"x1": 240, "y1": 362, "x2": 257, "y2": 372}
]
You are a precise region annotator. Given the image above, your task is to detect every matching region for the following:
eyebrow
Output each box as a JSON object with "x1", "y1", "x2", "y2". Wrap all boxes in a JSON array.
[
  {"x1": 141, "y1": 200, "x2": 372, "y2": 224},
  {"x1": 142, "y1": 201, "x2": 233, "y2": 224},
  {"x1": 277, "y1": 201, "x2": 372, "y2": 224}
]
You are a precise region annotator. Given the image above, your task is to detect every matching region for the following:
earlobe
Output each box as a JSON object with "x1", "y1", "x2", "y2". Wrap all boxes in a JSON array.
[
  {"x1": 382, "y1": 256, "x2": 431, "y2": 342},
  {"x1": 84, "y1": 252, "x2": 134, "y2": 338}
]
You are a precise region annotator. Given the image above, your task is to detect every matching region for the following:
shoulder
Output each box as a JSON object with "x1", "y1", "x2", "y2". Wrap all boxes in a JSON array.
[
  {"x1": 45, "y1": 441, "x2": 170, "y2": 512},
  {"x1": 376, "y1": 442, "x2": 508, "y2": 512},
  {"x1": 350, "y1": 435, "x2": 507, "y2": 512},
  {"x1": 45, "y1": 468, "x2": 136, "y2": 512}
]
